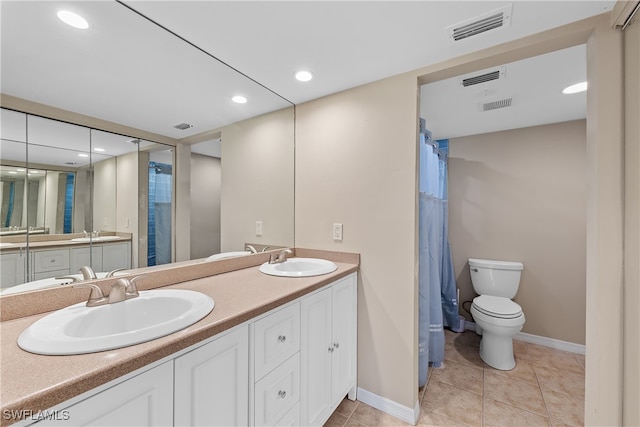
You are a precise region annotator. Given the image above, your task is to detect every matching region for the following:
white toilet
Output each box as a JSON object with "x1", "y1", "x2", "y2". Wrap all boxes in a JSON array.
[{"x1": 469, "y1": 258, "x2": 525, "y2": 370}]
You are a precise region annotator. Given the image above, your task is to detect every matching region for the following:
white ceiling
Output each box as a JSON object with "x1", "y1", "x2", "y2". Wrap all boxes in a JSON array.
[
  {"x1": 1, "y1": 1, "x2": 614, "y2": 142},
  {"x1": 421, "y1": 43, "x2": 587, "y2": 140}
]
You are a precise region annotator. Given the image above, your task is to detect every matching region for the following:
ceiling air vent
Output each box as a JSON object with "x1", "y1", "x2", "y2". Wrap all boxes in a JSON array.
[
  {"x1": 482, "y1": 98, "x2": 512, "y2": 112},
  {"x1": 460, "y1": 66, "x2": 506, "y2": 88},
  {"x1": 447, "y1": 4, "x2": 512, "y2": 42},
  {"x1": 173, "y1": 122, "x2": 193, "y2": 131}
]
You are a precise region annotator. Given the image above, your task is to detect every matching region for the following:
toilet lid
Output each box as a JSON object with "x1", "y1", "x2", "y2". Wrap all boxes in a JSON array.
[{"x1": 473, "y1": 295, "x2": 523, "y2": 319}]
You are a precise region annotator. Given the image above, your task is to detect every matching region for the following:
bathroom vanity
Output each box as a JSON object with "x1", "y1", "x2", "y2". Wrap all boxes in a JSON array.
[
  {"x1": 0, "y1": 249, "x2": 358, "y2": 427},
  {"x1": 0, "y1": 234, "x2": 132, "y2": 289}
]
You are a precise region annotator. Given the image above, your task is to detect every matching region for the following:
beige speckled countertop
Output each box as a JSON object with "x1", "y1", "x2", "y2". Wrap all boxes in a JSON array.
[
  {"x1": 0, "y1": 232, "x2": 132, "y2": 252},
  {"x1": 0, "y1": 248, "x2": 359, "y2": 426}
]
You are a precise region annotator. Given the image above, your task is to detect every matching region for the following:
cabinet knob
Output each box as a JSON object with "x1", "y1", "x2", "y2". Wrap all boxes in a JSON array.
[
  {"x1": 333, "y1": 342, "x2": 340, "y2": 349},
  {"x1": 278, "y1": 335, "x2": 286, "y2": 343},
  {"x1": 278, "y1": 390, "x2": 286, "y2": 399},
  {"x1": 328, "y1": 347, "x2": 334, "y2": 353}
]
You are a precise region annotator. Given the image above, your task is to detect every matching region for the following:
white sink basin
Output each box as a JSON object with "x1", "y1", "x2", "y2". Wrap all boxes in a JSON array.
[
  {"x1": 259, "y1": 258, "x2": 337, "y2": 277},
  {"x1": 71, "y1": 236, "x2": 122, "y2": 243},
  {"x1": 1, "y1": 271, "x2": 129, "y2": 295},
  {"x1": 18, "y1": 289, "x2": 214, "y2": 355},
  {"x1": 205, "y1": 251, "x2": 252, "y2": 261}
]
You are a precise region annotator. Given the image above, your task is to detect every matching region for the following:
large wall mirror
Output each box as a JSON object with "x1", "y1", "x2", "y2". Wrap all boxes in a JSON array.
[{"x1": 0, "y1": 1, "x2": 295, "y2": 295}]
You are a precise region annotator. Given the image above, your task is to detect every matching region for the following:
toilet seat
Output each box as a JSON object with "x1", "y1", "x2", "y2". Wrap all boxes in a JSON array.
[{"x1": 472, "y1": 295, "x2": 522, "y2": 319}]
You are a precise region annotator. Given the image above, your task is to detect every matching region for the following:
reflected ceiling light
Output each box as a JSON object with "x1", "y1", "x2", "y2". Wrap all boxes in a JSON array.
[
  {"x1": 295, "y1": 70, "x2": 313, "y2": 82},
  {"x1": 232, "y1": 95, "x2": 247, "y2": 104},
  {"x1": 57, "y1": 10, "x2": 89, "y2": 30},
  {"x1": 8, "y1": 171, "x2": 17, "y2": 175},
  {"x1": 78, "y1": 153, "x2": 89, "y2": 158},
  {"x1": 17, "y1": 168, "x2": 25, "y2": 172},
  {"x1": 94, "y1": 147, "x2": 105, "y2": 152},
  {"x1": 562, "y1": 81, "x2": 587, "y2": 94}
]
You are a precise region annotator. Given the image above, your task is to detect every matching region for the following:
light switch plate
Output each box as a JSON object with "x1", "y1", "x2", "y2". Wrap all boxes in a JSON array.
[{"x1": 256, "y1": 221, "x2": 263, "y2": 236}]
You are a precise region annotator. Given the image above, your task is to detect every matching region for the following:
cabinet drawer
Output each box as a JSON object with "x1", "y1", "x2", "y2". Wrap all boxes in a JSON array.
[
  {"x1": 255, "y1": 353, "x2": 300, "y2": 427},
  {"x1": 33, "y1": 249, "x2": 70, "y2": 273},
  {"x1": 254, "y1": 302, "x2": 300, "y2": 380},
  {"x1": 273, "y1": 402, "x2": 300, "y2": 427}
]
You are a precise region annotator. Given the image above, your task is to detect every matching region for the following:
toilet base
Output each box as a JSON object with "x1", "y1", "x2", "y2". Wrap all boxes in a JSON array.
[{"x1": 479, "y1": 333, "x2": 516, "y2": 371}]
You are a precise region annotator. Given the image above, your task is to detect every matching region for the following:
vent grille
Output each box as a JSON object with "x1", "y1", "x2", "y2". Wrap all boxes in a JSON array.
[
  {"x1": 173, "y1": 122, "x2": 193, "y2": 131},
  {"x1": 483, "y1": 98, "x2": 512, "y2": 111},
  {"x1": 463, "y1": 70, "x2": 500, "y2": 87},
  {"x1": 448, "y1": 5, "x2": 512, "y2": 42}
]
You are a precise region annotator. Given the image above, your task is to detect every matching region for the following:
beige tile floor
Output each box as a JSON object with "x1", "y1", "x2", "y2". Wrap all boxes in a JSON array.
[{"x1": 324, "y1": 329, "x2": 585, "y2": 427}]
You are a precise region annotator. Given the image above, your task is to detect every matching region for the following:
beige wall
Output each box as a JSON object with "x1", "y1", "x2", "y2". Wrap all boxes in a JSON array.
[
  {"x1": 116, "y1": 151, "x2": 140, "y2": 267},
  {"x1": 93, "y1": 158, "x2": 117, "y2": 233},
  {"x1": 295, "y1": 72, "x2": 420, "y2": 409},
  {"x1": 220, "y1": 107, "x2": 294, "y2": 252},
  {"x1": 190, "y1": 153, "x2": 221, "y2": 259},
  {"x1": 448, "y1": 120, "x2": 587, "y2": 344},
  {"x1": 295, "y1": 13, "x2": 630, "y2": 424},
  {"x1": 585, "y1": 22, "x2": 625, "y2": 425},
  {"x1": 623, "y1": 18, "x2": 640, "y2": 427}
]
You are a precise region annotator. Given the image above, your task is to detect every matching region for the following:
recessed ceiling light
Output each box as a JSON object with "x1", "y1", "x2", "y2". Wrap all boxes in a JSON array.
[
  {"x1": 78, "y1": 153, "x2": 89, "y2": 158},
  {"x1": 562, "y1": 81, "x2": 587, "y2": 94},
  {"x1": 232, "y1": 95, "x2": 247, "y2": 104},
  {"x1": 295, "y1": 70, "x2": 313, "y2": 82},
  {"x1": 57, "y1": 10, "x2": 89, "y2": 30},
  {"x1": 94, "y1": 147, "x2": 105, "y2": 152}
]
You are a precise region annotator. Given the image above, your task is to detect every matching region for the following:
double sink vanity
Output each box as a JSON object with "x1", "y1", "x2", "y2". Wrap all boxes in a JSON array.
[{"x1": 0, "y1": 248, "x2": 359, "y2": 427}]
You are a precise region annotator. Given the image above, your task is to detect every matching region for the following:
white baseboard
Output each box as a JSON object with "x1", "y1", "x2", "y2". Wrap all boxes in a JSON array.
[
  {"x1": 463, "y1": 320, "x2": 585, "y2": 355},
  {"x1": 356, "y1": 387, "x2": 419, "y2": 425},
  {"x1": 514, "y1": 331, "x2": 586, "y2": 355}
]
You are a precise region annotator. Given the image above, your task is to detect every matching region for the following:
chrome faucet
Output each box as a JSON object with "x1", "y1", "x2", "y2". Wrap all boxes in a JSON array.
[
  {"x1": 74, "y1": 276, "x2": 143, "y2": 307},
  {"x1": 245, "y1": 245, "x2": 258, "y2": 254},
  {"x1": 79, "y1": 266, "x2": 97, "y2": 281},
  {"x1": 269, "y1": 248, "x2": 293, "y2": 264}
]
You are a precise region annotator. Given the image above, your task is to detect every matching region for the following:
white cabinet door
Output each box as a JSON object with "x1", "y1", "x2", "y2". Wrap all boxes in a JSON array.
[
  {"x1": 301, "y1": 273, "x2": 357, "y2": 427},
  {"x1": 34, "y1": 362, "x2": 173, "y2": 426},
  {"x1": 102, "y1": 242, "x2": 131, "y2": 272},
  {"x1": 0, "y1": 251, "x2": 26, "y2": 288},
  {"x1": 175, "y1": 325, "x2": 249, "y2": 426},
  {"x1": 70, "y1": 246, "x2": 103, "y2": 274},
  {"x1": 331, "y1": 274, "x2": 357, "y2": 403},
  {"x1": 301, "y1": 287, "x2": 333, "y2": 426}
]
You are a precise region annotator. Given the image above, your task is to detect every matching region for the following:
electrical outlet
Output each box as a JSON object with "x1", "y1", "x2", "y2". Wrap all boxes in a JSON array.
[
  {"x1": 333, "y1": 223, "x2": 343, "y2": 241},
  {"x1": 256, "y1": 221, "x2": 263, "y2": 236}
]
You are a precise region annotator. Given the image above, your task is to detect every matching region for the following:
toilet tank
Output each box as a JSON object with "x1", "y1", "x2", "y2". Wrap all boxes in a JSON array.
[{"x1": 468, "y1": 258, "x2": 524, "y2": 298}]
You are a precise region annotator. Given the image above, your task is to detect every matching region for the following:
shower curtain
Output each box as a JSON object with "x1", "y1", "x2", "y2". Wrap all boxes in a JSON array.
[
  {"x1": 148, "y1": 162, "x2": 172, "y2": 266},
  {"x1": 418, "y1": 132, "x2": 459, "y2": 387}
]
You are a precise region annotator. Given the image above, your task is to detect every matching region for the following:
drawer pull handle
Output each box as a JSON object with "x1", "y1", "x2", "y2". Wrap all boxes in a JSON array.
[
  {"x1": 278, "y1": 335, "x2": 286, "y2": 343},
  {"x1": 278, "y1": 390, "x2": 286, "y2": 399},
  {"x1": 333, "y1": 342, "x2": 340, "y2": 349}
]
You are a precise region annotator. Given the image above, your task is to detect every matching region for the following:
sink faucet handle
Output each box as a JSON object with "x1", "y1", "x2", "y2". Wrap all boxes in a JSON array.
[
  {"x1": 73, "y1": 283, "x2": 106, "y2": 307},
  {"x1": 245, "y1": 245, "x2": 258, "y2": 254},
  {"x1": 126, "y1": 275, "x2": 146, "y2": 298},
  {"x1": 106, "y1": 268, "x2": 125, "y2": 278}
]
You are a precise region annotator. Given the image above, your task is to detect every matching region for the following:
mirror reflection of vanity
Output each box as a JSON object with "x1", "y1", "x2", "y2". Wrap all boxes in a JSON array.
[{"x1": 0, "y1": 1, "x2": 295, "y2": 296}]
